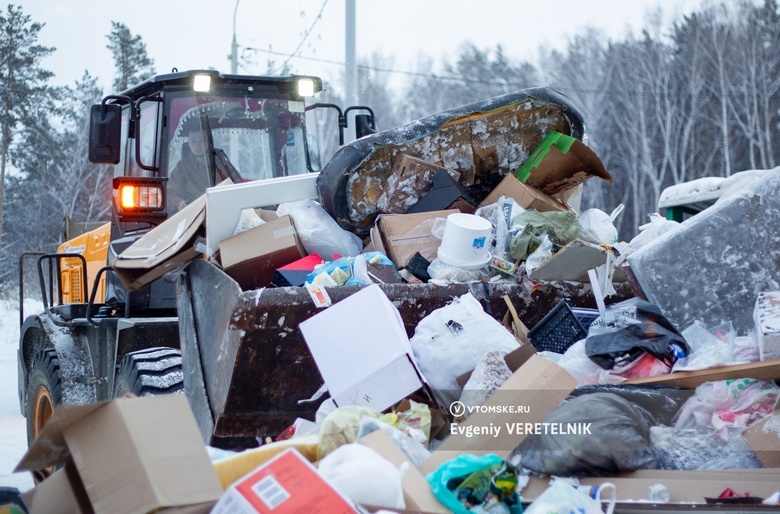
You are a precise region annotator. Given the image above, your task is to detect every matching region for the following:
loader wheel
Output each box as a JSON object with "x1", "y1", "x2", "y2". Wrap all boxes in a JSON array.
[
  {"x1": 113, "y1": 347, "x2": 184, "y2": 398},
  {"x1": 25, "y1": 348, "x2": 62, "y2": 447}
]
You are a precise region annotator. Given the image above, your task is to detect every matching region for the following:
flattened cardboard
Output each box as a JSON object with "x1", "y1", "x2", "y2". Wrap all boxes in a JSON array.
[
  {"x1": 299, "y1": 284, "x2": 426, "y2": 412},
  {"x1": 419, "y1": 355, "x2": 577, "y2": 475},
  {"x1": 406, "y1": 170, "x2": 476, "y2": 215},
  {"x1": 358, "y1": 430, "x2": 447, "y2": 513},
  {"x1": 112, "y1": 195, "x2": 207, "y2": 291},
  {"x1": 369, "y1": 210, "x2": 459, "y2": 268},
  {"x1": 624, "y1": 358, "x2": 780, "y2": 388},
  {"x1": 522, "y1": 469, "x2": 780, "y2": 503},
  {"x1": 529, "y1": 239, "x2": 626, "y2": 283},
  {"x1": 515, "y1": 132, "x2": 612, "y2": 195},
  {"x1": 219, "y1": 215, "x2": 306, "y2": 290},
  {"x1": 16, "y1": 396, "x2": 222, "y2": 514},
  {"x1": 479, "y1": 173, "x2": 568, "y2": 212},
  {"x1": 211, "y1": 448, "x2": 357, "y2": 514}
]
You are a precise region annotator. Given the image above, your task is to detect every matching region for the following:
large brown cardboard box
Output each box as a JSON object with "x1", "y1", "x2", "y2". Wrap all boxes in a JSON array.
[
  {"x1": 369, "y1": 210, "x2": 459, "y2": 268},
  {"x1": 479, "y1": 173, "x2": 569, "y2": 212},
  {"x1": 219, "y1": 215, "x2": 306, "y2": 290},
  {"x1": 419, "y1": 354, "x2": 578, "y2": 475},
  {"x1": 15, "y1": 395, "x2": 223, "y2": 514}
]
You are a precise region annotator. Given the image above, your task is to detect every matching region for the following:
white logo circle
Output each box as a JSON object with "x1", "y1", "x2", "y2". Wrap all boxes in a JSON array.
[{"x1": 450, "y1": 400, "x2": 466, "y2": 417}]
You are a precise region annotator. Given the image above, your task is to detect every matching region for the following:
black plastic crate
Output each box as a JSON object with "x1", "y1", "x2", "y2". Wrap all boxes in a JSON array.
[
  {"x1": 528, "y1": 300, "x2": 592, "y2": 354},
  {"x1": 571, "y1": 307, "x2": 600, "y2": 332}
]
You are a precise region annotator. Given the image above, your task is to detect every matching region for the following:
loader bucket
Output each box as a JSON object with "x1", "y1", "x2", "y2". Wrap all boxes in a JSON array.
[{"x1": 177, "y1": 258, "x2": 629, "y2": 449}]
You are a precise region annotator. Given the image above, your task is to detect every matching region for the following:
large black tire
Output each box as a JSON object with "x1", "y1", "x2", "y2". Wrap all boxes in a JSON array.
[
  {"x1": 113, "y1": 347, "x2": 184, "y2": 398},
  {"x1": 25, "y1": 348, "x2": 61, "y2": 447}
]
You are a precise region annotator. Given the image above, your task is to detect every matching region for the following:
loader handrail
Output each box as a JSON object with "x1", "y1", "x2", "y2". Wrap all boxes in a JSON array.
[
  {"x1": 18, "y1": 252, "x2": 45, "y2": 328},
  {"x1": 35, "y1": 253, "x2": 88, "y2": 328},
  {"x1": 86, "y1": 265, "x2": 128, "y2": 326}
]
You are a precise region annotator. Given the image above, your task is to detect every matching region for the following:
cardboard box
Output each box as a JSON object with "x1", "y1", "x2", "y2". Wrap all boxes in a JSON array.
[
  {"x1": 299, "y1": 284, "x2": 427, "y2": 412},
  {"x1": 219, "y1": 215, "x2": 307, "y2": 290},
  {"x1": 15, "y1": 395, "x2": 223, "y2": 514},
  {"x1": 271, "y1": 253, "x2": 324, "y2": 287},
  {"x1": 743, "y1": 407, "x2": 780, "y2": 468},
  {"x1": 378, "y1": 154, "x2": 461, "y2": 214},
  {"x1": 358, "y1": 431, "x2": 447, "y2": 513},
  {"x1": 515, "y1": 131, "x2": 612, "y2": 195},
  {"x1": 112, "y1": 195, "x2": 207, "y2": 291},
  {"x1": 419, "y1": 354, "x2": 578, "y2": 475},
  {"x1": 456, "y1": 343, "x2": 537, "y2": 388},
  {"x1": 479, "y1": 173, "x2": 569, "y2": 212},
  {"x1": 212, "y1": 448, "x2": 357, "y2": 514},
  {"x1": 624, "y1": 358, "x2": 780, "y2": 388},
  {"x1": 369, "y1": 210, "x2": 459, "y2": 268}
]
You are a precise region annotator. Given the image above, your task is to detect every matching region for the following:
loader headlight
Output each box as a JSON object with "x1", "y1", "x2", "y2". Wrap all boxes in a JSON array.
[
  {"x1": 193, "y1": 74, "x2": 212, "y2": 92},
  {"x1": 119, "y1": 184, "x2": 163, "y2": 210},
  {"x1": 297, "y1": 78, "x2": 315, "y2": 97},
  {"x1": 113, "y1": 177, "x2": 167, "y2": 222}
]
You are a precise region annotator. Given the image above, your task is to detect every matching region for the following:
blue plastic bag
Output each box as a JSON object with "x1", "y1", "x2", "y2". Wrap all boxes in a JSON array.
[{"x1": 426, "y1": 453, "x2": 523, "y2": 513}]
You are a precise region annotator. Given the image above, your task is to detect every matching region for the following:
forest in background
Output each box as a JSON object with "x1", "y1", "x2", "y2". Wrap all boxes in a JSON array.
[{"x1": 0, "y1": 0, "x2": 778, "y2": 291}]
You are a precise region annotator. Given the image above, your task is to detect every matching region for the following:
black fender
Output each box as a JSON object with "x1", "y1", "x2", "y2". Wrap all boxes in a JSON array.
[{"x1": 18, "y1": 313, "x2": 97, "y2": 416}]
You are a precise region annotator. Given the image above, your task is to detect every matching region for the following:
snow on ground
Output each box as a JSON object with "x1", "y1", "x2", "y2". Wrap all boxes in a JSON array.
[{"x1": 0, "y1": 298, "x2": 40, "y2": 492}]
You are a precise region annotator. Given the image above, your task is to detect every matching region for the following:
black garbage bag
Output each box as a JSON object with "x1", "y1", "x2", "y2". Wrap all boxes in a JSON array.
[
  {"x1": 584, "y1": 297, "x2": 689, "y2": 370},
  {"x1": 510, "y1": 392, "x2": 659, "y2": 477},
  {"x1": 569, "y1": 384, "x2": 694, "y2": 426}
]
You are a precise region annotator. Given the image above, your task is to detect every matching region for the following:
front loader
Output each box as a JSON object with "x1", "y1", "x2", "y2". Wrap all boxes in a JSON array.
[{"x1": 18, "y1": 69, "x2": 611, "y2": 451}]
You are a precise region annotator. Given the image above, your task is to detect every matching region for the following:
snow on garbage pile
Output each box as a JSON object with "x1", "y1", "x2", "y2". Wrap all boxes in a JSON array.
[{"x1": 0, "y1": 298, "x2": 40, "y2": 492}]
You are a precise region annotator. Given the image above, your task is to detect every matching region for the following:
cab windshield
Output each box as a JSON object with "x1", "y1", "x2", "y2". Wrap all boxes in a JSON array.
[{"x1": 164, "y1": 88, "x2": 309, "y2": 209}]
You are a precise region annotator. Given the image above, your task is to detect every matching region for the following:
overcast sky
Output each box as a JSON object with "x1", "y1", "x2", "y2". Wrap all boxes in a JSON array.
[{"x1": 22, "y1": 0, "x2": 702, "y2": 93}]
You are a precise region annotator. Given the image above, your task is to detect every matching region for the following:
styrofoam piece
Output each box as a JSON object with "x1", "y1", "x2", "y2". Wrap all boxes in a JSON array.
[
  {"x1": 205, "y1": 173, "x2": 319, "y2": 255},
  {"x1": 627, "y1": 168, "x2": 780, "y2": 334}
]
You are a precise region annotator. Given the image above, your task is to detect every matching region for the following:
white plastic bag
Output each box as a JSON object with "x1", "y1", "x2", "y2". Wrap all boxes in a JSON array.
[
  {"x1": 577, "y1": 204, "x2": 624, "y2": 245},
  {"x1": 277, "y1": 199, "x2": 363, "y2": 258},
  {"x1": 524, "y1": 479, "x2": 615, "y2": 514},
  {"x1": 410, "y1": 293, "x2": 519, "y2": 406},
  {"x1": 317, "y1": 444, "x2": 407, "y2": 509}
]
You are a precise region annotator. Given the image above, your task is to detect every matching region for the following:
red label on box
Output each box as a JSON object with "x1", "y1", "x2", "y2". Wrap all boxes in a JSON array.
[{"x1": 232, "y1": 449, "x2": 357, "y2": 513}]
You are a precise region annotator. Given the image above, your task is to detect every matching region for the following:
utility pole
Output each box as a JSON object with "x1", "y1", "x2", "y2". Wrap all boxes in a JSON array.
[
  {"x1": 230, "y1": 0, "x2": 240, "y2": 73},
  {"x1": 345, "y1": 0, "x2": 357, "y2": 141}
]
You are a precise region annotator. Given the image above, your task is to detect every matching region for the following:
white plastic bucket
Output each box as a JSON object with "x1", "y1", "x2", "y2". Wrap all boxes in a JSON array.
[{"x1": 437, "y1": 213, "x2": 492, "y2": 269}]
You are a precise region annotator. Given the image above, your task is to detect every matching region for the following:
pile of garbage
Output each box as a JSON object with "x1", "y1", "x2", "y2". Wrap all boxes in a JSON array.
[{"x1": 13, "y1": 115, "x2": 780, "y2": 513}]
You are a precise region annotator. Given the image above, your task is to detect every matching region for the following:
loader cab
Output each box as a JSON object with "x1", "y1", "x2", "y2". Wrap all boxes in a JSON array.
[{"x1": 88, "y1": 70, "x2": 329, "y2": 311}]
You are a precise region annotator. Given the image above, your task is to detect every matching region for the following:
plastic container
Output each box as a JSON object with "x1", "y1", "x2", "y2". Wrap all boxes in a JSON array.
[
  {"x1": 528, "y1": 300, "x2": 590, "y2": 354},
  {"x1": 436, "y1": 213, "x2": 492, "y2": 269}
]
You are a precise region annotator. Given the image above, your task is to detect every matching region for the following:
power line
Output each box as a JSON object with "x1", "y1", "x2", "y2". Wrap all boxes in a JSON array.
[{"x1": 270, "y1": 0, "x2": 330, "y2": 75}]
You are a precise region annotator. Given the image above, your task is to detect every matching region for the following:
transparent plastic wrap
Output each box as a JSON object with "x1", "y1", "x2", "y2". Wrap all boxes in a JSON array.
[
  {"x1": 475, "y1": 196, "x2": 526, "y2": 260},
  {"x1": 277, "y1": 199, "x2": 363, "y2": 258},
  {"x1": 356, "y1": 417, "x2": 431, "y2": 467},
  {"x1": 628, "y1": 213, "x2": 680, "y2": 250}
]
